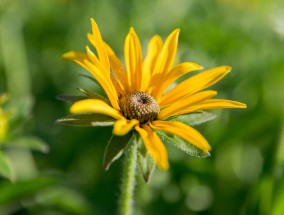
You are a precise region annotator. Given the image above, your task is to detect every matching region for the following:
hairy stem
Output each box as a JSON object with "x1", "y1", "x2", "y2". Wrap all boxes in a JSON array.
[{"x1": 119, "y1": 140, "x2": 137, "y2": 215}]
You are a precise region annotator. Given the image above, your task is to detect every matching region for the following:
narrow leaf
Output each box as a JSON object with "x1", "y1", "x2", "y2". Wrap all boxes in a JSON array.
[
  {"x1": 6, "y1": 136, "x2": 49, "y2": 153},
  {"x1": 79, "y1": 74, "x2": 99, "y2": 85},
  {"x1": 103, "y1": 132, "x2": 133, "y2": 170},
  {"x1": 78, "y1": 88, "x2": 109, "y2": 104},
  {"x1": 169, "y1": 111, "x2": 216, "y2": 126},
  {"x1": 157, "y1": 131, "x2": 210, "y2": 158},
  {"x1": 56, "y1": 113, "x2": 115, "y2": 126},
  {"x1": 0, "y1": 151, "x2": 15, "y2": 182},
  {"x1": 56, "y1": 95, "x2": 87, "y2": 103}
]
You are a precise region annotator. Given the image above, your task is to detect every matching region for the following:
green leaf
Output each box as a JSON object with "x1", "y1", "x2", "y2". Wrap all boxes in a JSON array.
[
  {"x1": 56, "y1": 113, "x2": 115, "y2": 126},
  {"x1": 6, "y1": 136, "x2": 49, "y2": 153},
  {"x1": 169, "y1": 111, "x2": 216, "y2": 126},
  {"x1": 137, "y1": 145, "x2": 155, "y2": 183},
  {"x1": 36, "y1": 186, "x2": 93, "y2": 215},
  {"x1": 78, "y1": 88, "x2": 109, "y2": 104},
  {"x1": 157, "y1": 131, "x2": 210, "y2": 158},
  {"x1": 0, "y1": 151, "x2": 14, "y2": 182},
  {"x1": 103, "y1": 132, "x2": 134, "y2": 170},
  {"x1": 0, "y1": 177, "x2": 56, "y2": 205},
  {"x1": 79, "y1": 74, "x2": 99, "y2": 85},
  {"x1": 56, "y1": 95, "x2": 87, "y2": 103}
]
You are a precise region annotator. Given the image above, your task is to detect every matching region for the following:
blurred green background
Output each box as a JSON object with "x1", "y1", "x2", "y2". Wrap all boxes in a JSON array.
[{"x1": 1, "y1": 0, "x2": 284, "y2": 214}]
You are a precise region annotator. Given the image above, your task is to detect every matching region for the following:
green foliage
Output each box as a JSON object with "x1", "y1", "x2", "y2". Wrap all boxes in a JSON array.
[
  {"x1": 169, "y1": 111, "x2": 216, "y2": 126},
  {"x1": 0, "y1": 177, "x2": 56, "y2": 206},
  {"x1": 1, "y1": 0, "x2": 284, "y2": 214},
  {"x1": 157, "y1": 131, "x2": 210, "y2": 158},
  {"x1": 0, "y1": 151, "x2": 14, "y2": 182},
  {"x1": 56, "y1": 113, "x2": 115, "y2": 126},
  {"x1": 103, "y1": 132, "x2": 133, "y2": 170},
  {"x1": 6, "y1": 136, "x2": 49, "y2": 153},
  {"x1": 137, "y1": 143, "x2": 155, "y2": 183}
]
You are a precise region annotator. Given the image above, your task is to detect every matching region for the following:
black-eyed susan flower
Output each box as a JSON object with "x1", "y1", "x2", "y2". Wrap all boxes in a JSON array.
[{"x1": 59, "y1": 18, "x2": 246, "y2": 173}]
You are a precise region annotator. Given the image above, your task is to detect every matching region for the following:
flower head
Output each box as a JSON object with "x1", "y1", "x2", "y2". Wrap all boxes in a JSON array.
[{"x1": 61, "y1": 19, "x2": 246, "y2": 171}]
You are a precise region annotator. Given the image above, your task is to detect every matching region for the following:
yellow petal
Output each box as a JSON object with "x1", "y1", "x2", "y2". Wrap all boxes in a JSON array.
[
  {"x1": 124, "y1": 28, "x2": 143, "y2": 90},
  {"x1": 141, "y1": 35, "x2": 163, "y2": 91},
  {"x1": 88, "y1": 18, "x2": 110, "y2": 70},
  {"x1": 70, "y1": 99, "x2": 123, "y2": 119},
  {"x1": 63, "y1": 51, "x2": 120, "y2": 110},
  {"x1": 88, "y1": 44, "x2": 123, "y2": 95},
  {"x1": 85, "y1": 46, "x2": 105, "y2": 73},
  {"x1": 135, "y1": 125, "x2": 169, "y2": 170},
  {"x1": 83, "y1": 60, "x2": 120, "y2": 110},
  {"x1": 149, "y1": 29, "x2": 180, "y2": 96},
  {"x1": 104, "y1": 42, "x2": 129, "y2": 92},
  {"x1": 176, "y1": 99, "x2": 247, "y2": 115},
  {"x1": 159, "y1": 90, "x2": 218, "y2": 119},
  {"x1": 155, "y1": 62, "x2": 204, "y2": 101},
  {"x1": 160, "y1": 66, "x2": 231, "y2": 106},
  {"x1": 151, "y1": 121, "x2": 211, "y2": 154},
  {"x1": 113, "y1": 118, "x2": 139, "y2": 136},
  {"x1": 63, "y1": 51, "x2": 90, "y2": 72}
]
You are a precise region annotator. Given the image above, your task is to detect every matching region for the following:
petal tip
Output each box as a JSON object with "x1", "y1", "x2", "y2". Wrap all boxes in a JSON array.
[
  {"x1": 174, "y1": 28, "x2": 181, "y2": 34},
  {"x1": 224, "y1": 66, "x2": 232, "y2": 73},
  {"x1": 192, "y1": 63, "x2": 204, "y2": 70},
  {"x1": 62, "y1": 52, "x2": 74, "y2": 59},
  {"x1": 69, "y1": 103, "x2": 79, "y2": 113},
  {"x1": 159, "y1": 162, "x2": 170, "y2": 170},
  {"x1": 90, "y1": 18, "x2": 96, "y2": 26}
]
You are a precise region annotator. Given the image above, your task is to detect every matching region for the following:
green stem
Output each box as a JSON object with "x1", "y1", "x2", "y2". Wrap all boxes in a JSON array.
[{"x1": 119, "y1": 139, "x2": 137, "y2": 215}]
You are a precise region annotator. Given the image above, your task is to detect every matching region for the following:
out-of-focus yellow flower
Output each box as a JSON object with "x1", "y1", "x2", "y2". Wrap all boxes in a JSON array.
[
  {"x1": 0, "y1": 94, "x2": 10, "y2": 142},
  {"x1": 63, "y1": 19, "x2": 246, "y2": 170}
]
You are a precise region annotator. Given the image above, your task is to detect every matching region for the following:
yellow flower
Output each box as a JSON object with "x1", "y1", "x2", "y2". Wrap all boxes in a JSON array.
[
  {"x1": 63, "y1": 18, "x2": 246, "y2": 170},
  {"x1": 0, "y1": 94, "x2": 10, "y2": 142}
]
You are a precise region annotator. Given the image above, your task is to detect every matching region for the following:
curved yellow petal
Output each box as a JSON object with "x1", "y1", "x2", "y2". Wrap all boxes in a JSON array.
[
  {"x1": 83, "y1": 60, "x2": 120, "y2": 110},
  {"x1": 113, "y1": 118, "x2": 139, "y2": 136},
  {"x1": 88, "y1": 18, "x2": 110, "y2": 70},
  {"x1": 124, "y1": 28, "x2": 143, "y2": 90},
  {"x1": 159, "y1": 90, "x2": 218, "y2": 119},
  {"x1": 151, "y1": 121, "x2": 211, "y2": 154},
  {"x1": 63, "y1": 51, "x2": 120, "y2": 110},
  {"x1": 160, "y1": 66, "x2": 231, "y2": 106},
  {"x1": 175, "y1": 99, "x2": 247, "y2": 115},
  {"x1": 149, "y1": 29, "x2": 180, "y2": 96},
  {"x1": 141, "y1": 35, "x2": 163, "y2": 91},
  {"x1": 88, "y1": 44, "x2": 124, "y2": 95},
  {"x1": 70, "y1": 99, "x2": 123, "y2": 119},
  {"x1": 63, "y1": 51, "x2": 90, "y2": 71},
  {"x1": 135, "y1": 125, "x2": 169, "y2": 170},
  {"x1": 85, "y1": 46, "x2": 105, "y2": 73},
  {"x1": 104, "y1": 42, "x2": 129, "y2": 92},
  {"x1": 155, "y1": 62, "x2": 204, "y2": 101}
]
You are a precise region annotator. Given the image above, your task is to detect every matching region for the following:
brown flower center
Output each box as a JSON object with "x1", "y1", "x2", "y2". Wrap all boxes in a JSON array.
[{"x1": 119, "y1": 91, "x2": 160, "y2": 124}]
